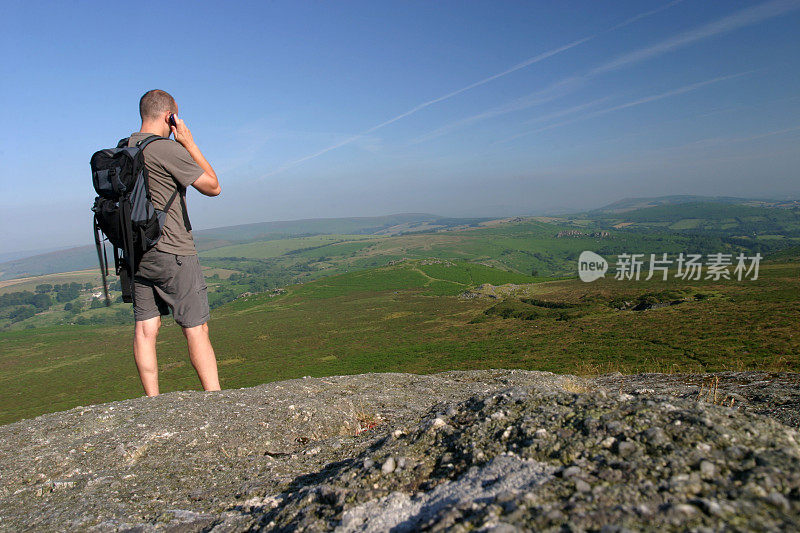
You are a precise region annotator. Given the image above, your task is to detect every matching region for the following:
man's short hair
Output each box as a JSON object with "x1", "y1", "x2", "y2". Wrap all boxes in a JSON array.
[{"x1": 139, "y1": 89, "x2": 177, "y2": 121}]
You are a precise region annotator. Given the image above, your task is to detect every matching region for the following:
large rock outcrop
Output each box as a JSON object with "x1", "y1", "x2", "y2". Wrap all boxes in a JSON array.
[{"x1": 1, "y1": 370, "x2": 798, "y2": 531}]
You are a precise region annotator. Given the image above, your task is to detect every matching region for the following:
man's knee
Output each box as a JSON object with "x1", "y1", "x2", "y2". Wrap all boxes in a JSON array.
[
  {"x1": 135, "y1": 316, "x2": 161, "y2": 340},
  {"x1": 182, "y1": 322, "x2": 209, "y2": 338}
]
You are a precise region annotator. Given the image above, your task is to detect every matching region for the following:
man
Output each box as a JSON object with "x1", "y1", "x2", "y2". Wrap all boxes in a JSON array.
[{"x1": 129, "y1": 89, "x2": 222, "y2": 396}]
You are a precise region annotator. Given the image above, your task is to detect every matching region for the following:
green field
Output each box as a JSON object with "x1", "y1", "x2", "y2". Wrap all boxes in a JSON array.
[
  {"x1": 0, "y1": 269, "x2": 105, "y2": 295},
  {"x1": 1, "y1": 256, "x2": 798, "y2": 425},
  {"x1": 5, "y1": 201, "x2": 797, "y2": 282},
  {"x1": 586, "y1": 202, "x2": 800, "y2": 237},
  {"x1": 3, "y1": 207, "x2": 796, "y2": 331},
  {"x1": 200, "y1": 234, "x2": 378, "y2": 259},
  {"x1": 0, "y1": 213, "x2": 486, "y2": 280}
]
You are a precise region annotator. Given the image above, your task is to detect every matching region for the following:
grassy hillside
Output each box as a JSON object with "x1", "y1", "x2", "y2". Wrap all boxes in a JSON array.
[
  {"x1": 0, "y1": 245, "x2": 100, "y2": 281},
  {"x1": 200, "y1": 216, "x2": 750, "y2": 283},
  {"x1": 0, "y1": 269, "x2": 104, "y2": 295},
  {"x1": 1, "y1": 256, "x2": 798, "y2": 425},
  {"x1": 0, "y1": 213, "x2": 487, "y2": 281},
  {"x1": 201, "y1": 234, "x2": 378, "y2": 259},
  {"x1": 4, "y1": 210, "x2": 792, "y2": 332},
  {"x1": 588, "y1": 202, "x2": 800, "y2": 238},
  {"x1": 194, "y1": 212, "x2": 451, "y2": 241},
  {"x1": 592, "y1": 195, "x2": 759, "y2": 213},
  {"x1": 591, "y1": 195, "x2": 799, "y2": 214},
  {"x1": 3, "y1": 204, "x2": 799, "y2": 423},
  {"x1": 4, "y1": 201, "x2": 797, "y2": 282}
]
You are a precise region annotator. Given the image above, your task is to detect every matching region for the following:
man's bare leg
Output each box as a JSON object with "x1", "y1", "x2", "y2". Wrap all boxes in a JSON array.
[
  {"x1": 183, "y1": 322, "x2": 221, "y2": 391},
  {"x1": 134, "y1": 316, "x2": 161, "y2": 396}
]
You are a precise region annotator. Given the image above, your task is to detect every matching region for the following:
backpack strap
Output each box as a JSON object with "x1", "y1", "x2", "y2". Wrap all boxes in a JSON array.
[
  {"x1": 158, "y1": 189, "x2": 192, "y2": 231},
  {"x1": 92, "y1": 215, "x2": 111, "y2": 307},
  {"x1": 136, "y1": 135, "x2": 193, "y2": 231},
  {"x1": 180, "y1": 194, "x2": 192, "y2": 231},
  {"x1": 162, "y1": 188, "x2": 181, "y2": 216},
  {"x1": 135, "y1": 134, "x2": 167, "y2": 150}
]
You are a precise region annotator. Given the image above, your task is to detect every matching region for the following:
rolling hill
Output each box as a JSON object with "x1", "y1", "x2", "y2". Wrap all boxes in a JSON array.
[
  {"x1": 1, "y1": 254, "x2": 798, "y2": 425},
  {"x1": 590, "y1": 194, "x2": 799, "y2": 214},
  {"x1": 4, "y1": 197, "x2": 799, "y2": 281},
  {"x1": 0, "y1": 213, "x2": 486, "y2": 281},
  {"x1": 4, "y1": 204, "x2": 800, "y2": 332}
]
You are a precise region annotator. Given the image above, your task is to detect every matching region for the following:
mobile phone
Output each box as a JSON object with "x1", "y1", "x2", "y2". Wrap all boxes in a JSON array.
[{"x1": 169, "y1": 113, "x2": 177, "y2": 127}]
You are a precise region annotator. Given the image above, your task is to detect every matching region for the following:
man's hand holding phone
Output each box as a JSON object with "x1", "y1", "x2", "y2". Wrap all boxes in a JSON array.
[
  {"x1": 168, "y1": 112, "x2": 221, "y2": 196},
  {"x1": 169, "y1": 113, "x2": 195, "y2": 149}
]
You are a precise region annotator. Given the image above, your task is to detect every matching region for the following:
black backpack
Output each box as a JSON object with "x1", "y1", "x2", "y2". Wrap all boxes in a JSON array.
[{"x1": 90, "y1": 135, "x2": 187, "y2": 306}]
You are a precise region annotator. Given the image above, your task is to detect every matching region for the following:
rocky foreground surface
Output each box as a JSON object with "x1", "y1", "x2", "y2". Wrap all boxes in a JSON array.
[{"x1": 1, "y1": 370, "x2": 799, "y2": 532}]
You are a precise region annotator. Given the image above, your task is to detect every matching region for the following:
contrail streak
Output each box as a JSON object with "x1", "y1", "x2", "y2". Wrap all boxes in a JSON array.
[
  {"x1": 496, "y1": 72, "x2": 754, "y2": 144},
  {"x1": 591, "y1": 0, "x2": 800, "y2": 74},
  {"x1": 263, "y1": 37, "x2": 592, "y2": 176},
  {"x1": 521, "y1": 96, "x2": 615, "y2": 126},
  {"x1": 263, "y1": 1, "x2": 685, "y2": 177},
  {"x1": 412, "y1": 0, "x2": 799, "y2": 145},
  {"x1": 606, "y1": 0, "x2": 686, "y2": 32},
  {"x1": 409, "y1": 76, "x2": 585, "y2": 145}
]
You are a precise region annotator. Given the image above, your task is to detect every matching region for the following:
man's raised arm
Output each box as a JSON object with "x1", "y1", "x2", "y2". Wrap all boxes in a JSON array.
[{"x1": 170, "y1": 116, "x2": 221, "y2": 197}]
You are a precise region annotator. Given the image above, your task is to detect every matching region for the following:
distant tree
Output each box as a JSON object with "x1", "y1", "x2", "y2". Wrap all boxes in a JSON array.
[
  {"x1": 84, "y1": 283, "x2": 93, "y2": 290},
  {"x1": 56, "y1": 286, "x2": 80, "y2": 302},
  {"x1": 11, "y1": 306, "x2": 35, "y2": 322},
  {"x1": 31, "y1": 293, "x2": 51, "y2": 310},
  {"x1": 0, "y1": 291, "x2": 34, "y2": 308},
  {"x1": 90, "y1": 298, "x2": 105, "y2": 309},
  {"x1": 35, "y1": 284, "x2": 53, "y2": 294},
  {"x1": 64, "y1": 302, "x2": 73, "y2": 311}
]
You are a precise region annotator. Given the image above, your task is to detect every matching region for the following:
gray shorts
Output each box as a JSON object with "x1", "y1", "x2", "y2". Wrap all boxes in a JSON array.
[{"x1": 133, "y1": 250, "x2": 210, "y2": 328}]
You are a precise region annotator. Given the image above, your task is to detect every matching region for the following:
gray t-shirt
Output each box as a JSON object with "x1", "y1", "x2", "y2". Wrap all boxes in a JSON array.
[{"x1": 128, "y1": 132, "x2": 204, "y2": 255}]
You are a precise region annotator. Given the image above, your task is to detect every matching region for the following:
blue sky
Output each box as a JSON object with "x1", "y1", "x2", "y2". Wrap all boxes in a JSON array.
[{"x1": 1, "y1": 0, "x2": 799, "y2": 254}]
